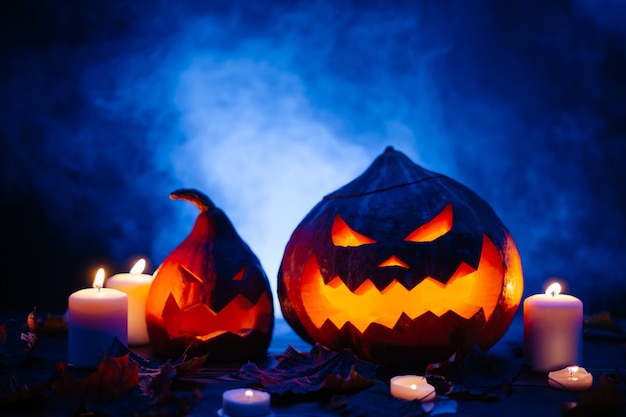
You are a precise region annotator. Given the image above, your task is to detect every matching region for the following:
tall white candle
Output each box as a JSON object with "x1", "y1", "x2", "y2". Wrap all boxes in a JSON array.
[
  {"x1": 105, "y1": 259, "x2": 154, "y2": 345},
  {"x1": 523, "y1": 282, "x2": 583, "y2": 372},
  {"x1": 68, "y1": 268, "x2": 128, "y2": 368}
]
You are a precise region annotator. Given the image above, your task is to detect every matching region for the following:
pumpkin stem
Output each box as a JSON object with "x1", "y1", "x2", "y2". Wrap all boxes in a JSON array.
[{"x1": 170, "y1": 189, "x2": 216, "y2": 212}]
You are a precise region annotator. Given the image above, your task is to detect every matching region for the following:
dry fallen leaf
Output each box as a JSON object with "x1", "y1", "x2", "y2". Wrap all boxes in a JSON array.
[
  {"x1": 239, "y1": 344, "x2": 377, "y2": 396},
  {"x1": 52, "y1": 354, "x2": 139, "y2": 403}
]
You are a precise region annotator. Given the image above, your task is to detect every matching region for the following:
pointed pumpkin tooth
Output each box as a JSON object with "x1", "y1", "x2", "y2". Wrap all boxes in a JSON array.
[{"x1": 301, "y1": 235, "x2": 503, "y2": 332}]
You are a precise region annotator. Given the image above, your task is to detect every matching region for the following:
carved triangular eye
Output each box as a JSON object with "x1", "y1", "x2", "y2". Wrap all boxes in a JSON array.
[
  {"x1": 231, "y1": 265, "x2": 247, "y2": 281},
  {"x1": 405, "y1": 203, "x2": 453, "y2": 243},
  {"x1": 332, "y1": 215, "x2": 377, "y2": 247}
]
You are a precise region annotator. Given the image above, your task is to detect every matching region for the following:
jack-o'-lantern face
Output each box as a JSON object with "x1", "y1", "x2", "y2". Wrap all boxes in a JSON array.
[
  {"x1": 156, "y1": 262, "x2": 273, "y2": 343},
  {"x1": 278, "y1": 147, "x2": 523, "y2": 366},
  {"x1": 146, "y1": 189, "x2": 274, "y2": 361},
  {"x1": 303, "y1": 204, "x2": 505, "y2": 332}
]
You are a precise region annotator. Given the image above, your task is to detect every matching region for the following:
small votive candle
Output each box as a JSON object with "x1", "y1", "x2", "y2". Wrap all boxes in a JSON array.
[
  {"x1": 548, "y1": 366, "x2": 593, "y2": 391},
  {"x1": 219, "y1": 388, "x2": 272, "y2": 417},
  {"x1": 390, "y1": 375, "x2": 436, "y2": 402}
]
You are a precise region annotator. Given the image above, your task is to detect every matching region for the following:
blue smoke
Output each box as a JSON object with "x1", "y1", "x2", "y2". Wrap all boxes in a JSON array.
[{"x1": 1, "y1": 0, "x2": 625, "y2": 316}]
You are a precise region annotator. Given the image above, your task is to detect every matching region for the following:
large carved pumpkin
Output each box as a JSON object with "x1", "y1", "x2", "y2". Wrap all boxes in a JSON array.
[
  {"x1": 278, "y1": 147, "x2": 523, "y2": 366},
  {"x1": 146, "y1": 189, "x2": 274, "y2": 361}
]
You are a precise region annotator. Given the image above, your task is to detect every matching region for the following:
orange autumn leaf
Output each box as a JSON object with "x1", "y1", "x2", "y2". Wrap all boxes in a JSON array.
[
  {"x1": 81, "y1": 354, "x2": 139, "y2": 400},
  {"x1": 52, "y1": 354, "x2": 139, "y2": 403},
  {"x1": 27, "y1": 308, "x2": 37, "y2": 332}
]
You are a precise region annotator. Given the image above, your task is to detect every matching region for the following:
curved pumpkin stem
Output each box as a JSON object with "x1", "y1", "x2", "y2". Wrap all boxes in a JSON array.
[{"x1": 170, "y1": 189, "x2": 216, "y2": 212}]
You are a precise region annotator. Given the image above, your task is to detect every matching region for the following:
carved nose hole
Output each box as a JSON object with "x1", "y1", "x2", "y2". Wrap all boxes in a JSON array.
[{"x1": 377, "y1": 256, "x2": 409, "y2": 268}]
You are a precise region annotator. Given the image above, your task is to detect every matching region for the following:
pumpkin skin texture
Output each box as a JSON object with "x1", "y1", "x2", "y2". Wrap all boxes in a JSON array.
[
  {"x1": 146, "y1": 189, "x2": 274, "y2": 361},
  {"x1": 278, "y1": 147, "x2": 523, "y2": 366}
]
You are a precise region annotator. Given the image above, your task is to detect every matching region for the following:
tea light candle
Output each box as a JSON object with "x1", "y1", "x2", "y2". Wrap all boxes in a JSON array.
[
  {"x1": 68, "y1": 268, "x2": 128, "y2": 369},
  {"x1": 219, "y1": 389, "x2": 272, "y2": 417},
  {"x1": 390, "y1": 375, "x2": 436, "y2": 402},
  {"x1": 548, "y1": 366, "x2": 593, "y2": 391},
  {"x1": 523, "y1": 282, "x2": 583, "y2": 372},
  {"x1": 105, "y1": 259, "x2": 154, "y2": 345}
]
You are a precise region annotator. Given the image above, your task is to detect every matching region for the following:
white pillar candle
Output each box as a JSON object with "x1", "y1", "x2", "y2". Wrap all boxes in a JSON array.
[
  {"x1": 68, "y1": 268, "x2": 128, "y2": 369},
  {"x1": 523, "y1": 282, "x2": 583, "y2": 372},
  {"x1": 390, "y1": 375, "x2": 436, "y2": 402},
  {"x1": 220, "y1": 388, "x2": 271, "y2": 417},
  {"x1": 105, "y1": 259, "x2": 154, "y2": 345},
  {"x1": 548, "y1": 366, "x2": 593, "y2": 391}
]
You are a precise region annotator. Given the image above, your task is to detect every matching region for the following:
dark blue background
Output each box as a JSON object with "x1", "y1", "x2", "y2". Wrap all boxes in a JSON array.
[{"x1": 1, "y1": 0, "x2": 625, "y2": 317}]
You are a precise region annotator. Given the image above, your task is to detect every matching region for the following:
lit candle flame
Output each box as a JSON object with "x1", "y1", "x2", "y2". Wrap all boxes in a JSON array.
[
  {"x1": 410, "y1": 384, "x2": 417, "y2": 390},
  {"x1": 244, "y1": 389, "x2": 254, "y2": 398},
  {"x1": 545, "y1": 282, "x2": 561, "y2": 297},
  {"x1": 93, "y1": 268, "x2": 105, "y2": 289},
  {"x1": 130, "y1": 258, "x2": 146, "y2": 274},
  {"x1": 567, "y1": 366, "x2": 579, "y2": 376}
]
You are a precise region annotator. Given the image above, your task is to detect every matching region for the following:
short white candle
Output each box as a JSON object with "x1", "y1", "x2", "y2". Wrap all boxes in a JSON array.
[
  {"x1": 390, "y1": 375, "x2": 436, "y2": 402},
  {"x1": 68, "y1": 268, "x2": 128, "y2": 368},
  {"x1": 548, "y1": 366, "x2": 593, "y2": 391},
  {"x1": 221, "y1": 388, "x2": 271, "y2": 417},
  {"x1": 105, "y1": 259, "x2": 154, "y2": 345},
  {"x1": 523, "y1": 282, "x2": 583, "y2": 372}
]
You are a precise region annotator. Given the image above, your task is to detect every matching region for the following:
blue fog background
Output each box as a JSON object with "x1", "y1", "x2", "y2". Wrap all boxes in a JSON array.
[{"x1": 1, "y1": 1, "x2": 625, "y2": 317}]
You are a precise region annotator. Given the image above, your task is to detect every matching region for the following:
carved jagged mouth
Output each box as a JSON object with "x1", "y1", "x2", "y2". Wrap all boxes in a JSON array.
[
  {"x1": 300, "y1": 235, "x2": 504, "y2": 333},
  {"x1": 161, "y1": 291, "x2": 273, "y2": 341}
]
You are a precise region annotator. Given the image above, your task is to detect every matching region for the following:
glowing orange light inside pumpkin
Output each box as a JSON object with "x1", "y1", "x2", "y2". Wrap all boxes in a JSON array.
[
  {"x1": 300, "y1": 235, "x2": 504, "y2": 333},
  {"x1": 232, "y1": 265, "x2": 247, "y2": 281},
  {"x1": 332, "y1": 215, "x2": 376, "y2": 247},
  {"x1": 130, "y1": 258, "x2": 146, "y2": 274},
  {"x1": 545, "y1": 282, "x2": 561, "y2": 297},
  {"x1": 378, "y1": 255, "x2": 409, "y2": 268},
  {"x1": 404, "y1": 203, "x2": 453, "y2": 242},
  {"x1": 163, "y1": 291, "x2": 273, "y2": 341},
  {"x1": 157, "y1": 256, "x2": 274, "y2": 341},
  {"x1": 93, "y1": 268, "x2": 105, "y2": 289}
]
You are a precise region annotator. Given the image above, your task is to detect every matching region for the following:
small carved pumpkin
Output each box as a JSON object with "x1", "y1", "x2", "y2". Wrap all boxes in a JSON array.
[
  {"x1": 278, "y1": 147, "x2": 523, "y2": 366},
  {"x1": 146, "y1": 189, "x2": 274, "y2": 361}
]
